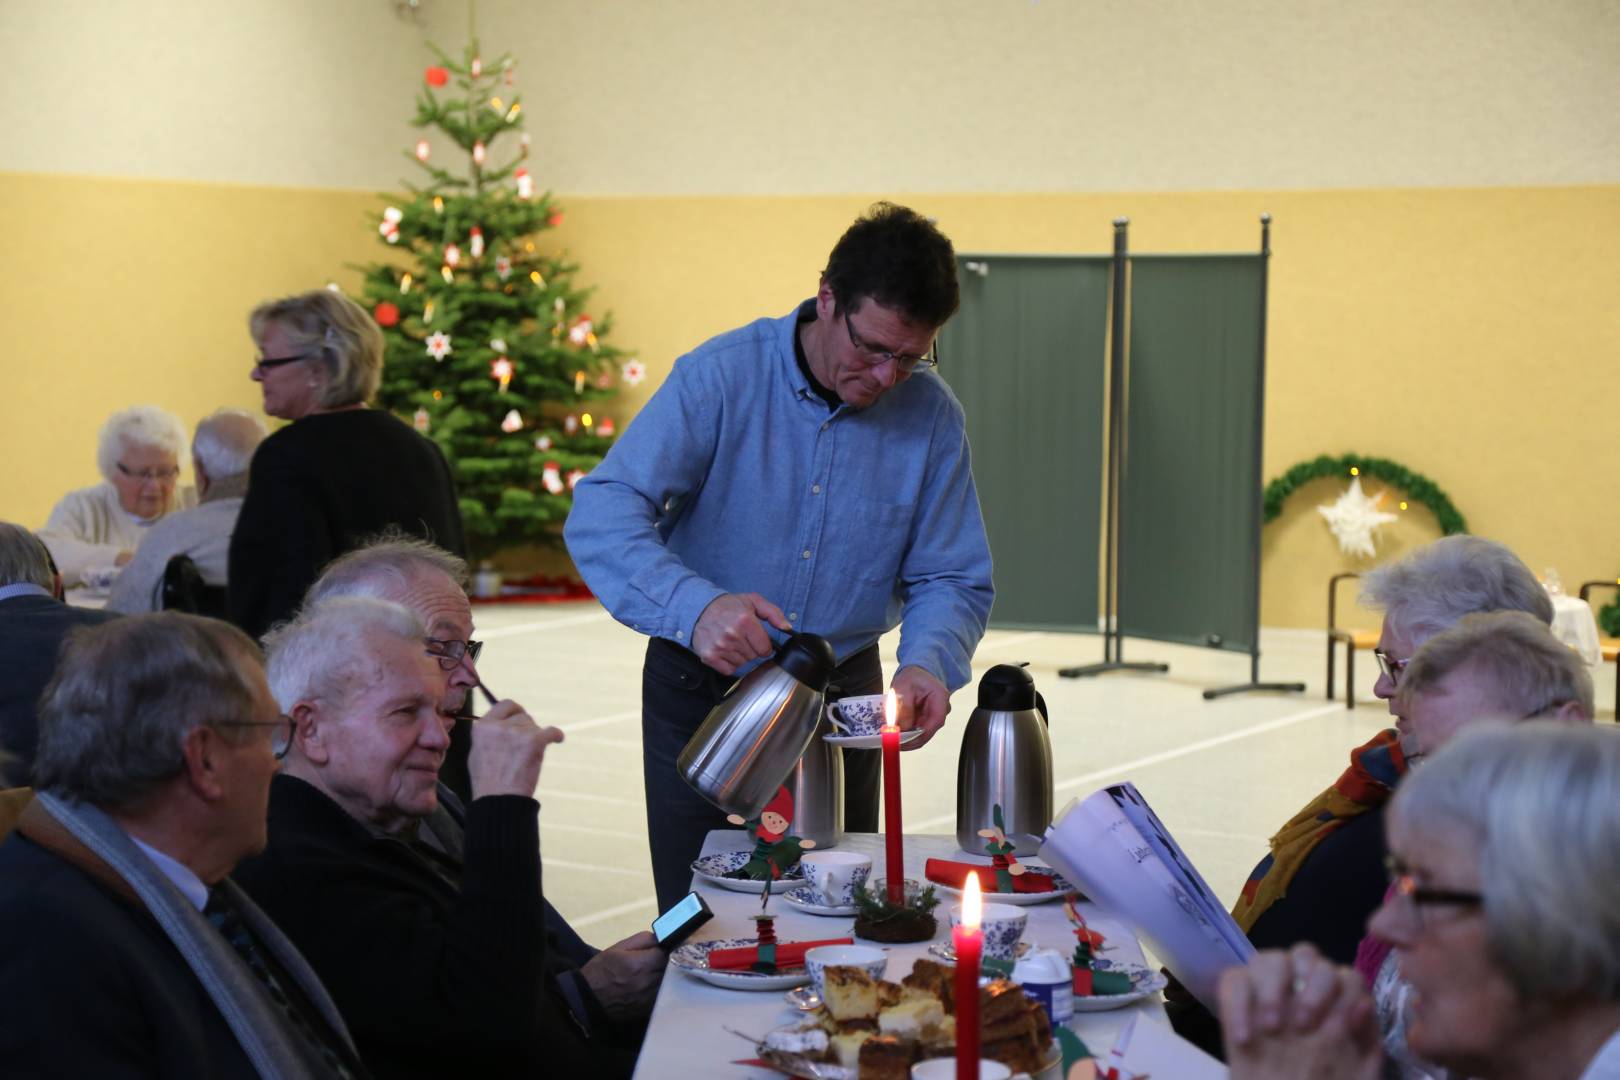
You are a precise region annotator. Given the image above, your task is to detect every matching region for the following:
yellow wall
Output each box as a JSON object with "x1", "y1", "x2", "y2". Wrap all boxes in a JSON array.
[{"x1": 5, "y1": 175, "x2": 1616, "y2": 627}]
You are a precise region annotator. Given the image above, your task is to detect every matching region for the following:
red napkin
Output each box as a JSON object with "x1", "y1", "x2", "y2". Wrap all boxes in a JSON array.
[
  {"x1": 707, "y1": 937, "x2": 854, "y2": 971},
  {"x1": 924, "y1": 858, "x2": 1059, "y2": 894}
]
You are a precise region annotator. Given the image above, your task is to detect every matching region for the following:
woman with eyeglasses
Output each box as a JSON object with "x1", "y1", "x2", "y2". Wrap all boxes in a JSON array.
[
  {"x1": 38, "y1": 404, "x2": 195, "y2": 587},
  {"x1": 227, "y1": 288, "x2": 466, "y2": 641},
  {"x1": 1221, "y1": 723, "x2": 1620, "y2": 1080}
]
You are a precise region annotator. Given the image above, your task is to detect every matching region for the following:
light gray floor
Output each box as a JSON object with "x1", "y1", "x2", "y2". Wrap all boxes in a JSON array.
[{"x1": 470, "y1": 601, "x2": 1613, "y2": 946}]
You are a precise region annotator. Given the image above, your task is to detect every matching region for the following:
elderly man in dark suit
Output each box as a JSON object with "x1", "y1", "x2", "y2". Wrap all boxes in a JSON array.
[
  {"x1": 236, "y1": 592, "x2": 662, "y2": 1079},
  {"x1": 0, "y1": 521, "x2": 118, "y2": 785},
  {"x1": 0, "y1": 612, "x2": 365, "y2": 1078}
]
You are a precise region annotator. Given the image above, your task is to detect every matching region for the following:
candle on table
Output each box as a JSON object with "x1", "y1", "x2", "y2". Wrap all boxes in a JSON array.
[
  {"x1": 954, "y1": 873, "x2": 983, "y2": 1080},
  {"x1": 881, "y1": 689, "x2": 904, "y2": 904}
]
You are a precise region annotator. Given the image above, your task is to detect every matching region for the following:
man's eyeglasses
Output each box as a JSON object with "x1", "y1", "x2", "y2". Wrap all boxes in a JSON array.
[
  {"x1": 115, "y1": 462, "x2": 181, "y2": 483},
  {"x1": 1374, "y1": 649, "x2": 1411, "y2": 683},
  {"x1": 842, "y1": 311, "x2": 938, "y2": 374},
  {"x1": 216, "y1": 715, "x2": 295, "y2": 759},
  {"x1": 1383, "y1": 854, "x2": 1483, "y2": 928},
  {"x1": 253, "y1": 353, "x2": 316, "y2": 375},
  {"x1": 424, "y1": 637, "x2": 484, "y2": 671}
]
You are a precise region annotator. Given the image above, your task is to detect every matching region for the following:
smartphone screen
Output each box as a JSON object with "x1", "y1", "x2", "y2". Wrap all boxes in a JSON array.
[{"x1": 652, "y1": 891, "x2": 711, "y2": 948}]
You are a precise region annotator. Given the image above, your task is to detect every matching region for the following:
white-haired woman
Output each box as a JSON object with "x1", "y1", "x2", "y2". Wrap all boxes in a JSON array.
[
  {"x1": 228, "y1": 289, "x2": 465, "y2": 640},
  {"x1": 1221, "y1": 723, "x2": 1620, "y2": 1080},
  {"x1": 38, "y1": 405, "x2": 196, "y2": 586}
]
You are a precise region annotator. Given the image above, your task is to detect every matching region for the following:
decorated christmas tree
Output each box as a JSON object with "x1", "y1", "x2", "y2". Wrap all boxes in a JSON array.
[{"x1": 356, "y1": 39, "x2": 641, "y2": 558}]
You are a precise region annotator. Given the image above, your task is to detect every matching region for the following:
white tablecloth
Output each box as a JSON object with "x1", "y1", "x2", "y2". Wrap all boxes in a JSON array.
[
  {"x1": 632, "y1": 830, "x2": 1170, "y2": 1079},
  {"x1": 1551, "y1": 594, "x2": 1603, "y2": 666}
]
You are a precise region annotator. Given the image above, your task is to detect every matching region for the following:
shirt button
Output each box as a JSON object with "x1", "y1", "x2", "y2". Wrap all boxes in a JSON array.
[
  {"x1": 820, "y1": 423, "x2": 829, "y2": 432},
  {"x1": 789, "y1": 612, "x2": 798, "y2": 622},
  {"x1": 812, "y1": 484, "x2": 822, "y2": 494},
  {"x1": 676, "y1": 630, "x2": 685, "y2": 640},
  {"x1": 802, "y1": 550, "x2": 811, "y2": 559}
]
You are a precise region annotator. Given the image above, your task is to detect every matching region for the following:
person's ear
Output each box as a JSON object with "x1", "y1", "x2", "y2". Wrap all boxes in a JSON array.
[
  {"x1": 290, "y1": 701, "x2": 331, "y2": 765},
  {"x1": 815, "y1": 277, "x2": 836, "y2": 320},
  {"x1": 180, "y1": 726, "x2": 229, "y2": 802},
  {"x1": 1554, "y1": 698, "x2": 1592, "y2": 723}
]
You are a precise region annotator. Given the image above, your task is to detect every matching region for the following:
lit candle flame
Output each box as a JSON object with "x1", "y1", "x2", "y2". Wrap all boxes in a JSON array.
[
  {"x1": 962, "y1": 872, "x2": 981, "y2": 929},
  {"x1": 883, "y1": 689, "x2": 898, "y2": 732}
]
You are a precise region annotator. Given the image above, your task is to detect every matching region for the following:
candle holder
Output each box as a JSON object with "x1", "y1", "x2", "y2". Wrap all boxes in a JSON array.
[{"x1": 852, "y1": 878, "x2": 938, "y2": 944}]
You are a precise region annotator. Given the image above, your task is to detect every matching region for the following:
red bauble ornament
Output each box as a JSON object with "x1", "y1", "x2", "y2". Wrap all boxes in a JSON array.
[
  {"x1": 547, "y1": 212, "x2": 565, "y2": 228},
  {"x1": 373, "y1": 302, "x2": 401, "y2": 327},
  {"x1": 424, "y1": 66, "x2": 449, "y2": 87}
]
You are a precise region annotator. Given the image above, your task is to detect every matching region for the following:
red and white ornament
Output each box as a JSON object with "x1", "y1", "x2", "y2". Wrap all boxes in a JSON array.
[
  {"x1": 490, "y1": 338, "x2": 508, "y2": 353},
  {"x1": 597, "y1": 417, "x2": 616, "y2": 436},
  {"x1": 472, "y1": 140, "x2": 487, "y2": 167},
  {"x1": 379, "y1": 206, "x2": 403, "y2": 244},
  {"x1": 471, "y1": 56, "x2": 482, "y2": 77},
  {"x1": 415, "y1": 138, "x2": 431, "y2": 163},
  {"x1": 514, "y1": 168, "x2": 534, "y2": 199},
  {"x1": 563, "y1": 414, "x2": 579, "y2": 435},
  {"x1": 566, "y1": 468, "x2": 587, "y2": 491},
  {"x1": 568, "y1": 316, "x2": 594, "y2": 346},
  {"x1": 444, "y1": 243, "x2": 461, "y2": 268},
  {"x1": 424, "y1": 66, "x2": 448, "y2": 87},
  {"x1": 621, "y1": 358, "x2": 647, "y2": 386},
  {"x1": 500, "y1": 409, "x2": 523, "y2": 434},
  {"x1": 494, "y1": 255, "x2": 512, "y2": 281},
  {"x1": 413, "y1": 408, "x2": 431, "y2": 433},
  {"x1": 469, "y1": 226, "x2": 484, "y2": 258},
  {"x1": 534, "y1": 434, "x2": 553, "y2": 451},
  {"x1": 491, "y1": 356, "x2": 514, "y2": 393},
  {"x1": 424, "y1": 331, "x2": 452, "y2": 361},
  {"x1": 541, "y1": 461, "x2": 564, "y2": 494}
]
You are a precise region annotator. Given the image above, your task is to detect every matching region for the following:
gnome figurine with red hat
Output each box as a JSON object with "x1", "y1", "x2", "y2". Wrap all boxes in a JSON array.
[{"x1": 725, "y1": 785, "x2": 816, "y2": 881}]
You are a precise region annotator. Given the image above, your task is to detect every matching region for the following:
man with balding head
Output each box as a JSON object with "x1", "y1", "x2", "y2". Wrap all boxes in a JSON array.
[
  {"x1": 107, "y1": 407, "x2": 267, "y2": 614},
  {"x1": 237, "y1": 579, "x2": 660, "y2": 1077}
]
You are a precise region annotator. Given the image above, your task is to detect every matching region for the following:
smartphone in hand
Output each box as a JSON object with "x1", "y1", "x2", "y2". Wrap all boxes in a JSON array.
[{"x1": 652, "y1": 891, "x2": 713, "y2": 950}]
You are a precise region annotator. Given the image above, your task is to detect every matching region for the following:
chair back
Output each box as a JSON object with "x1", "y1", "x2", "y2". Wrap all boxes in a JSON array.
[{"x1": 162, "y1": 555, "x2": 228, "y2": 619}]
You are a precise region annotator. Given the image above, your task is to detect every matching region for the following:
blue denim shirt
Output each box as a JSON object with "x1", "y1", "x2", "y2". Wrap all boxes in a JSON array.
[{"x1": 564, "y1": 303, "x2": 993, "y2": 689}]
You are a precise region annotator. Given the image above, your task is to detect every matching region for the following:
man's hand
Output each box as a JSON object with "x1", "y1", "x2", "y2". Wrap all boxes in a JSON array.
[
  {"x1": 890, "y1": 666, "x2": 950, "y2": 750},
  {"x1": 467, "y1": 699, "x2": 564, "y2": 800},
  {"x1": 692, "y1": 592, "x2": 793, "y2": 675},
  {"x1": 114, "y1": 550, "x2": 134, "y2": 567},
  {"x1": 579, "y1": 931, "x2": 666, "y2": 1021}
]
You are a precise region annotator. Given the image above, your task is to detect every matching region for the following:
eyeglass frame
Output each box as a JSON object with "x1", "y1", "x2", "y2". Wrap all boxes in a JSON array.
[
  {"x1": 252, "y1": 352, "x2": 317, "y2": 375},
  {"x1": 1383, "y1": 854, "x2": 1484, "y2": 928},
  {"x1": 115, "y1": 462, "x2": 182, "y2": 483},
  {"x1": 215, "y1": 715, "x2": 295, "y2": 760},
  {"x1": 423, "y1": 637, "x2": 484, "y2": 671},
  {"x1": 841, "y1": 310, "x2": 939, "y2": 374},
  {"x1": 1374, "y1": 648, "x2": 1412, "y2": 683}
]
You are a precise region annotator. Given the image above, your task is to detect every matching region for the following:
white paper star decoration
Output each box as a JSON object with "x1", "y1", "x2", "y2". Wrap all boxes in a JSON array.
[{"x1": 1318, "y1": 476, "x2": 1398, "y2": 559}]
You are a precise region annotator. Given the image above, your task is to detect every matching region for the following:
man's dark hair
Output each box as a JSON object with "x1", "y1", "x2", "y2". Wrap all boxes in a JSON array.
[{"x1": 822, "y1": 202, "x2": 959, "y2": 329}]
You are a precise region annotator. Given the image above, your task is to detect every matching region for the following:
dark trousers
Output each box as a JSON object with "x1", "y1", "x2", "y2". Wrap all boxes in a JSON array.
[{"x1": 642, "y1": 637, "x2": 883, "y2": 912}]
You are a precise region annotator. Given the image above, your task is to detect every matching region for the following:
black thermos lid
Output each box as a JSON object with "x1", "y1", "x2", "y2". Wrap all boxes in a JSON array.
[
  {"x1": 977, "y1": 663, "x2": 1037, "y2": 712},
  {"x1": 775, "y1": 633, "x2": 837, "y2": 690}
]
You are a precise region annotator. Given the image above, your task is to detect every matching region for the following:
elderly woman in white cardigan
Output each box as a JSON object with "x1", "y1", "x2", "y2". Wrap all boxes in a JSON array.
[{"x1": 38, "y1": 405, "x2": 196, "y2": 586}]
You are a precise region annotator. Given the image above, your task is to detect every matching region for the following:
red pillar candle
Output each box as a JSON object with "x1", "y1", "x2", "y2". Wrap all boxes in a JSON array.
[
  {"x1": 954, "y1": 874, "x2": 983, "y2": 1079},
  {"x1": 881, "y1": 689, "x2": 904, "y2": 904}
]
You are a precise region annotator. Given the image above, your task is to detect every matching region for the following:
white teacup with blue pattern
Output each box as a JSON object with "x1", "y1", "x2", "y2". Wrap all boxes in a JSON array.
[
  {"x1": 801, "y1": 850, "x2": 871, "y2": 907},
  {"x1": 949, "y1": 902, "x2": 1028, "y2": 961},
  {"x1": 825, "y1": 694, "x2": 888, "y2": 736}
]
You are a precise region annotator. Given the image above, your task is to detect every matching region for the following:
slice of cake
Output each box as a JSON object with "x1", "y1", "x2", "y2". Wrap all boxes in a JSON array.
[
  {"x1": 830, "y1": 1030, "x2": 869, "y2": 1070},
  {"x1": 901, "y1": 958, "x2": 955, "y2": 1014},
  {"x1": 823, "y1": 966, "x2": 884, "y2": 1023},
  {"x1": 857, "y1": 1034, "x2": 915, "y2": 1080},
  {"x1": 877, "y1": 995, "x2": 945, "y2": 1041}
]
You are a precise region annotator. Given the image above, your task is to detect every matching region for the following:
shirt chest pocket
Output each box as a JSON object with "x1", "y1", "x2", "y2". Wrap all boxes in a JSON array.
[{"x1": 849, "y1": 502, "x2": 915, "y2": 586}]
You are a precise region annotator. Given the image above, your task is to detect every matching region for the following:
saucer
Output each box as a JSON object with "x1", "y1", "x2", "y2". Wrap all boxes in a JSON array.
[
  {"x1": 929, "y1": 861, "x2": 1082, "y2": 906},
  {"x1": 822, "y1": 729, "x2": 924, "y2": 750},
  {"x1": 782, "y1": 885, "x2": 858, "y2": 917},
  {"x1": 668, "y1": 937, "x2": 811, "y2": 991},
  {"x1": 926, "y1": 939, "x2": 1031, "y2": 965},
  {"x1": 783, "y1": 985, "x2": 822, "y2": 1011},
  {"x1": 690, "y1": 851, "x2": 806, "y2": 895},
  {"x1": 1070, "y1": 960, "x2": 1168, "y2": 1011}
]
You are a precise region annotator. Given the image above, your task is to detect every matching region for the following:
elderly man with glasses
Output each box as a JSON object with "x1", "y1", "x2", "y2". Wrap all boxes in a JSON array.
[
  {"x1": 38, "y1": 404, "x2": 198, "y2": 587},
  {"x1": 565, "y1": 201, "x2": 995, "y2": 910},
  {"x1": 0, "y1": 612, "x2": 365, "y2": 1078},
  {"x1": 235, "y1": 570, "x2": 662, "y2": 1078}
]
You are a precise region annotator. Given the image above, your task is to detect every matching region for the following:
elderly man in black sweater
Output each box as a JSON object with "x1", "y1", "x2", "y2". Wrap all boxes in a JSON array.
[{"x1": 235, "y1": 595, "x2": 662, "y2": 1079}]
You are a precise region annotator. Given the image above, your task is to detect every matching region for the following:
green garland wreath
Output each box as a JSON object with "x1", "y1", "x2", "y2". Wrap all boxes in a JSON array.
[
  {"x1": 1599, "y1": 590, "x2": 1620, "y2": 638},
  {"x1": 1263, "y1": 454, "x2": 1468, "y2": 536}
]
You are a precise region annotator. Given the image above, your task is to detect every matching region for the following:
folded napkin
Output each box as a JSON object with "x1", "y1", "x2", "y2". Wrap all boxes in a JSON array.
[
  {"x1": 707, "y1": 938, "x2": 854, "y2": 971},
  {"x1": 924, "y1": 858, "x2": 1059, "y2": 894}
]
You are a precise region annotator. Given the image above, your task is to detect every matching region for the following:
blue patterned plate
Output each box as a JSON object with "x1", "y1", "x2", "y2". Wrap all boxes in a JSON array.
[
  {"x1": 668, "y1": 937, "x2": 811, "y2": 991},
  {"x1": 690, "y1": 850, "x2": 807, "y2": 894},
  {"x1": 1069, "y1": 959, "x2": 1168, "y2": 1012}
]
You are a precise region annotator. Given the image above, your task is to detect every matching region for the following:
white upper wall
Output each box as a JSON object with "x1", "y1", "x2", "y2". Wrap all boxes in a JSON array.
[{"x1": 5, "y1": 0, "x2": 1617, "y2": 193}]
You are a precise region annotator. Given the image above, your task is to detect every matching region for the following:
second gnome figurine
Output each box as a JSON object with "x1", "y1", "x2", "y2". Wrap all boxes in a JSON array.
[{"x1": 724, "y1": 786, "x2": 816, "y2": 881}]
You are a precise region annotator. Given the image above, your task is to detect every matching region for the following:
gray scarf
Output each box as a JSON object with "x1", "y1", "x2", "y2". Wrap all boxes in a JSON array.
[{"x1": 33, "y1": 791, "x2": 358, "y2": 1080}]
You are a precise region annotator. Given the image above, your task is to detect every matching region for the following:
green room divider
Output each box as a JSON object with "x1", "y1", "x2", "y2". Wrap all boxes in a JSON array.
[{"x1": 939, "y1": 256, "x2": 1111, "y2": 631}]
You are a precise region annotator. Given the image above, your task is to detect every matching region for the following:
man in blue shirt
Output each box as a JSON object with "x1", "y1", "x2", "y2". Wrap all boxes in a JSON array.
[{"x1": 565, "y1": 203, "x2": 995, "y2": 908}]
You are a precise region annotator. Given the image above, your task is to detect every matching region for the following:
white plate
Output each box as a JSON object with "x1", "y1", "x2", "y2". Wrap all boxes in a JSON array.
[
  {"x1": 1069, "y1": 960, "x2": 1168, "y2": 1012},
  {"x1": 822, "y1": 728, "x2": 924, "y2": 750},
  {"x1": 758, "y1": 1024, "x2": 1061, "y2": 1080},
  {"x1": 690, "y1": 851, "x2": 807, "y2": 894},
  {"x1": 926, "y1": 939, "x2": 1031, "y2": 965},
  {"x1": 929, "y1": 861, "x2": 1081, "y2": 906},
  {"x1": 782, "y1": 885, "x2": 858, "y2": 917},
  {"x1": 668, "y1": 937, "x2": 812, "y2": 991}
]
